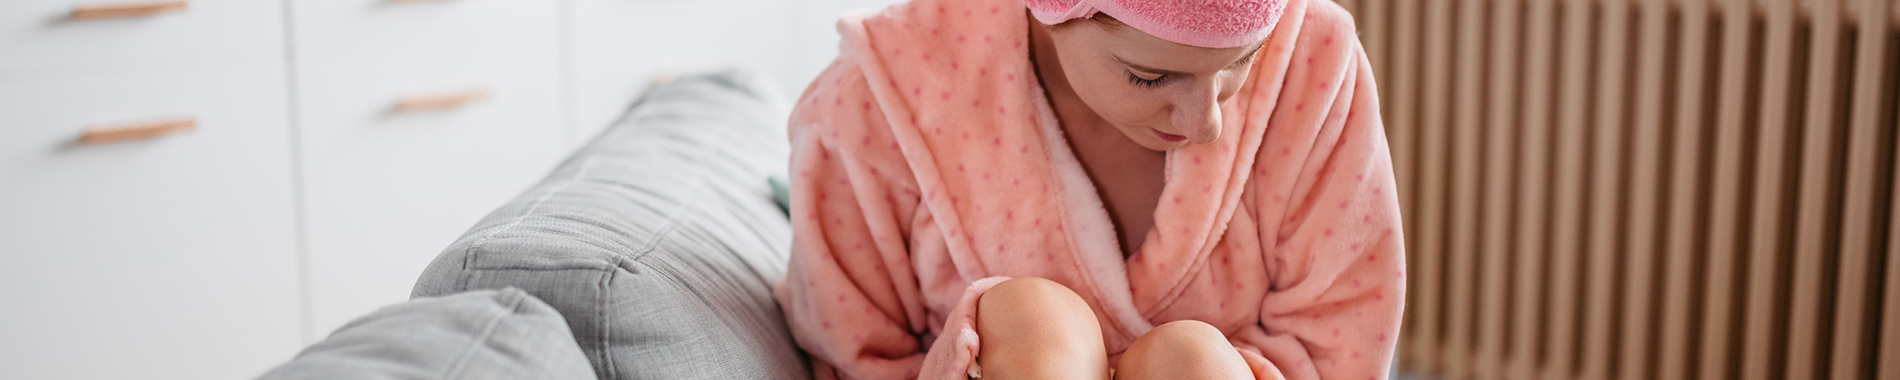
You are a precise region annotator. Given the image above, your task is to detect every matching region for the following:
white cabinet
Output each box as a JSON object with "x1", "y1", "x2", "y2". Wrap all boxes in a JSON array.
[
  {"x1": 567, "y1": 0, "x2": 802, "y2": 142},
  {"x1": 0, "y1": 0, "x2": 913, "y2": 378},
  {"x1": 0, "y1": 0, "x2": 287, "y2": 76},
  {"x1": 0, "y1": 3, "x2": 302, "y2": 378},
  {"x1": 287, "y1": 0, "x2": 567, "y2": 337},
  {"x1": 561, "y1": 0, "x2": 908, "y2": 142}
]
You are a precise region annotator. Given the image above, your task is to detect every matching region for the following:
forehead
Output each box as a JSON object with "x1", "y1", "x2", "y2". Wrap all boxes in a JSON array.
[{"x1": 1088, "y1": 24, "x2": 1264, "y2": 73}]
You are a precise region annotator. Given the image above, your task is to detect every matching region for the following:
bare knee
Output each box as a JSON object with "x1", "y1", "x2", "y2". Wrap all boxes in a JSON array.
[
  {"x1": 1117, "y1": 320, "x2": 1251, "y2": 380},
  {"x1": 975, "y1": 277, "x2": 1108, "y2": 380}
]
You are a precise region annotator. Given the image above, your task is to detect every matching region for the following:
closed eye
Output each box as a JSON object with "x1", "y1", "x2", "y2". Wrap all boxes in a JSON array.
[{"x1": 1127, "y1": 72, "x2": 1164, "y2": 88}]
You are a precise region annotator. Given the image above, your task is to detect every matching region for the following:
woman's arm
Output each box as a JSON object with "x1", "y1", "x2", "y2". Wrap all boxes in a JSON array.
[
  {"x1": 1231, "y1": 3, "x2": 1406, "y2": 379},
  {"x1": 776, "y1": 57, "x2": 1002, "y2": 380}
]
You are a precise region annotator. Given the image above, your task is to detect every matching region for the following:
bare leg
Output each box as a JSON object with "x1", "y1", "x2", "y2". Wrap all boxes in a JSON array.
[
  {"x1": 975, "y1": 277, "x2": 1111, "y2": 380},
  {"x1": 1116, "y1": 320, "x2": 1253, "y2": 380}
]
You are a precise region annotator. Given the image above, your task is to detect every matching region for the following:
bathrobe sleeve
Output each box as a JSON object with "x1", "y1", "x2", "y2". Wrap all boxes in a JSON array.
[
  {"x1": 1230, "y1": 5, "x2": 1406, "y2": 380},
  {"x1": 774, "y1": 58, "x2": 1001, "y2": 380}
]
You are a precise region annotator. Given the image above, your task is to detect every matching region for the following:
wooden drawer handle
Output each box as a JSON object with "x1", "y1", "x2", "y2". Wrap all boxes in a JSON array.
[
  {"x1": 80, "y1": 116, "x2": 196, "y2": 145},
  {"x1": 394, "y1": 88, "x2": 489, "y2": 113},
  {"x1": 70, "y1": 1, "x2": 188, "y2": 21}
]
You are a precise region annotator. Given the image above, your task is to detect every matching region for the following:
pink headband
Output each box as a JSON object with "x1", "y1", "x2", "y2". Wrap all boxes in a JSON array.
[{"x1": 1025, "y1": 0, "x2": 1286, "y2": 48}]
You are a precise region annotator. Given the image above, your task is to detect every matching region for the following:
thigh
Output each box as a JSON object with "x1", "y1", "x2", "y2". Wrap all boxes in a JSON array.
[
  {"x1": 1115, "y1": 320, "x2": 1253, "y2": 380},
  {"x1": 974, "y1": 277, "x2": 1110, "y2": 380}
]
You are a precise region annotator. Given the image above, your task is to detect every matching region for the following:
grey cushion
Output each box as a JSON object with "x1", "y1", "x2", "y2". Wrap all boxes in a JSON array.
[
  {"x1": 258, "y1": 288, "x2": 595, "y2": 380},
  {"x1": 411, "y1": 69, "x2": 808, "y2": 380}
]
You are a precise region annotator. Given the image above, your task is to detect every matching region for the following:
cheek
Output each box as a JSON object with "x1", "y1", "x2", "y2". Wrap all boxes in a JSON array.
[
  {"x1": 1097, "y1": 91, "x2": 1166, "y2": 125},
  {"x1": 1217, "y1": 69, "x2": 1253, "y2": 101},
  {"x1": 1069, "y1": 71, "x2": 1159, "y2": 123}
]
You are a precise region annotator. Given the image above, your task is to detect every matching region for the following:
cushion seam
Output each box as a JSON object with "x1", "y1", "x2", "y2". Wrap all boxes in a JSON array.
[
  {"x1": 464, "y1": 156, "x2": 602, "y2": 271},
  {"x1": 439, "y1": 290, "x2": 529, "y2": 380},
  {"x1": 596, "y1": 265, "x2": 619, "y2": 379}
]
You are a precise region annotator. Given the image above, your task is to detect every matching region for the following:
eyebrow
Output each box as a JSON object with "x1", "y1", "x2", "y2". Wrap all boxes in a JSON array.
[{"x1": 1116, "y1": 42, "x2": 1269, "y2": 76}]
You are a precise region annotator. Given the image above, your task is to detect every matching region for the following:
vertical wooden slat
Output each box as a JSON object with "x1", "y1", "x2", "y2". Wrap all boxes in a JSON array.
[
  {"x1": 1697, "y1": 0, "x2": 1757, "y2": 378},
  {"x1": 1545, "y1": 0, "x2": 1595, "y2": 377},
  {"x1": 1884, "y1": 62, "x2": 1900, "y2": 380},
  {"x1": 1511, "y1": 0, "x2": 1561, "y2": 377},
  {"x1": 1444, "y1": 0, "x2": 1486, "y2": 375},
  {"x1": 1477, "y1": 0, "x2": 1522, "y2": 378},
  {"x1": 1581, "y1": 0, "x2": 1633, "y2": 377},
  {"x1": 1411, "y1": 0, "x2": 1456, "y2": 372},
  {"x1": 1361, "y1": 0, "x2": 1388, "y2": 100},
  {"x1": 1390, "y1": 0, "x2": 1426, "y2": 369},
  {"x1": 1739, "y1": 0, "x2": 1801, "y2": 379},
  {"x1": 1788, "y1": 0, "x2": 1847, "y2": 378},
  {"x1": 1615, "y1": 0, "x2": 1671, "y2": 378},
  {"x1": 1883, "y1": 85, "x2": 1900, "y2": 380},
  {"x1": 1658, "y1": 0, "x2": 1715, "y2": 378},
  {"x1": 1829, "y1": 0, "x2": 1893, "y2": 377}
]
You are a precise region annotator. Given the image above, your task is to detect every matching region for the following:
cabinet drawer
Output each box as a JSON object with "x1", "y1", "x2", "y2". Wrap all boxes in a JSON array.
[
  {"x1": 288, "y1": 0, "x2": 565, "y2": 336},
  {"x1": 0, "y1": 62, "x2": 301, "y2": 380},
  {"x1": 0, "y1": 0, "x2": 285, "y2": 76},
  {"x1": 289, "y1": 0, "x2": 558, "y2": 64}
]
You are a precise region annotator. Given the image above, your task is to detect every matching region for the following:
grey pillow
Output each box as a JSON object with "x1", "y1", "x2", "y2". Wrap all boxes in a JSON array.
[
  {"x1": 411, "y1": 69, "x2": 809, "y2": 380},
  {"x1": 258, "y1": 288, "x2": 595, "y2": 380}
]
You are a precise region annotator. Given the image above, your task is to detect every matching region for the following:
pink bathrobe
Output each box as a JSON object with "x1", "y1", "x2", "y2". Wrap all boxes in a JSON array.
[{"x1": 774, "y1": 0, "x2": 1404, "y2": 378}]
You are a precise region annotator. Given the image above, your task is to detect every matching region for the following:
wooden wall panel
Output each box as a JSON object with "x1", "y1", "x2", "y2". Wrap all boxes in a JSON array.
[
  {"x1": 1545, "y1": 0, "x2": 1595, "y2": 377},
  {"x1": 1390, "y1": 0, "x2": 1426, "y2": 365},
  {"x1": 1411, "y1": 0, "x2": 1456, "y2": 371},
  {"x1": 1477, "y1": 0, "x2": 1522, "y2": 378},
  {"x1": 1787, "y1": 0, "x2": 1847, "y2": 378},
  {"x1": 1353, "y1": 1, "x2": 1899, "y2": 379},
  {"x1": 1580, "y1": 0, "x2": 1632, "y2": 378},
  {"x1": 1445, "y1": 0, "x2": 1487, "y2": 375},
  {"x1": 1614, "y1": 0, "x2": 1670, "y2": 378},
  {"x1": 1657, "y1": 0, "x2": 1717, "y2": 378},
  {"x1": 1829, "y1": 0, "x2": 1894, "y2": 377},
  {"x1": 1696, "y1": 0, "x2": 1757, "y2": 378},
  {"x1": 1739, "y1": 0, "x2": 1801, "y2": 379},
  {"x1": 1510, "y1": 0, "x2": 1561, "y2": 378}
]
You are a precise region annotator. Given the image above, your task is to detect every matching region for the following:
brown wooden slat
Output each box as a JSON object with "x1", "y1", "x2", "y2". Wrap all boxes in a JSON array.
[
  {"x1": 1511, "y1": 0, "x2": 1560, "y2": 377},
  {"x1": 1738, "y1": 0, "x2": 1802, "y2": 379},
  {"x1": 1884, "y1": 83, "x2": 1900, "y2": 380},
  {"x1": 1828, "y1": 0, "x2": 1892, "y2": 377},
  {"x1": 1411, "y1": 0, "x2": 1456, "y2": 373},
  {"x1": 1697, "y1": 0, "x2": 1757, "y2": 378},
  {"x1": 1444, "y1": 0, "x2": 1486, "y2": 376},
  {"x1": 1545, "y1": 0, "x2": 1595, "y2": 378},
  {"x1": 1657, "y1": 0, "x2": 1715, "y2": 378},
  {"x1": 1788, "y1": 0, "x2": 1847, "y2": 378},
  {"x1": 1477, "y1": 0, "x2": 1523, "y2": 378},
  {"x1": 1361, "y1": 0, "x2": 1388, "y2": 104},
  {"x1": 1615, "y1": 0, "x2": 1671, "y2": 378},
  {"x1": 1884, "y1": 55, "x2": 1900, "y2": 380},
  {"x1": 1390, "y1": 0, "x2": 1426, "y2": 368},
  {"x1": 1581, "y1": 0, "x2": 1633, "y2": 378}
]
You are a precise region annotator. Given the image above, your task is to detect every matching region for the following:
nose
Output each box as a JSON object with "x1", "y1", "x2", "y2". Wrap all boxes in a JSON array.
[{"x1": 1170, "y1": 82, "x2": 1223, "y2": 145}]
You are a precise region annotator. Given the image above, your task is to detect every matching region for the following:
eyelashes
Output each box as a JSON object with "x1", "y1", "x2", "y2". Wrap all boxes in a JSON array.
[{"x1": 1127, "y1": 72, "x2": 1164, "y2": 88}]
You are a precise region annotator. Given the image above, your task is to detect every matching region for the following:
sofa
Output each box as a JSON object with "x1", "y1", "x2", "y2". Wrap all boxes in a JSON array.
[{"x1": 259, "y1": 69, "x2": 811, "y2": 380}]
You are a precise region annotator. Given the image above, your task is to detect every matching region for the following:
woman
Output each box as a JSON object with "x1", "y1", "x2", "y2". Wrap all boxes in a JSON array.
[{"x1": 774, "y1": 0, "x2": 1403, "y2": 378}]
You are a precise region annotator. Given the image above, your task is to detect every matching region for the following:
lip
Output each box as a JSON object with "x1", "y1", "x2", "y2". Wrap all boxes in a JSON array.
[{"x1": 1152, "y1": 129, "x2": 1187, "y2": 142}]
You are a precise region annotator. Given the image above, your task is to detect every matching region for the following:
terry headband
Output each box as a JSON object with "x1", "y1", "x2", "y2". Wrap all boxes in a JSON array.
[{"x1": 1024, "y1": 0, "x2": 1287, "y2": 48}]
